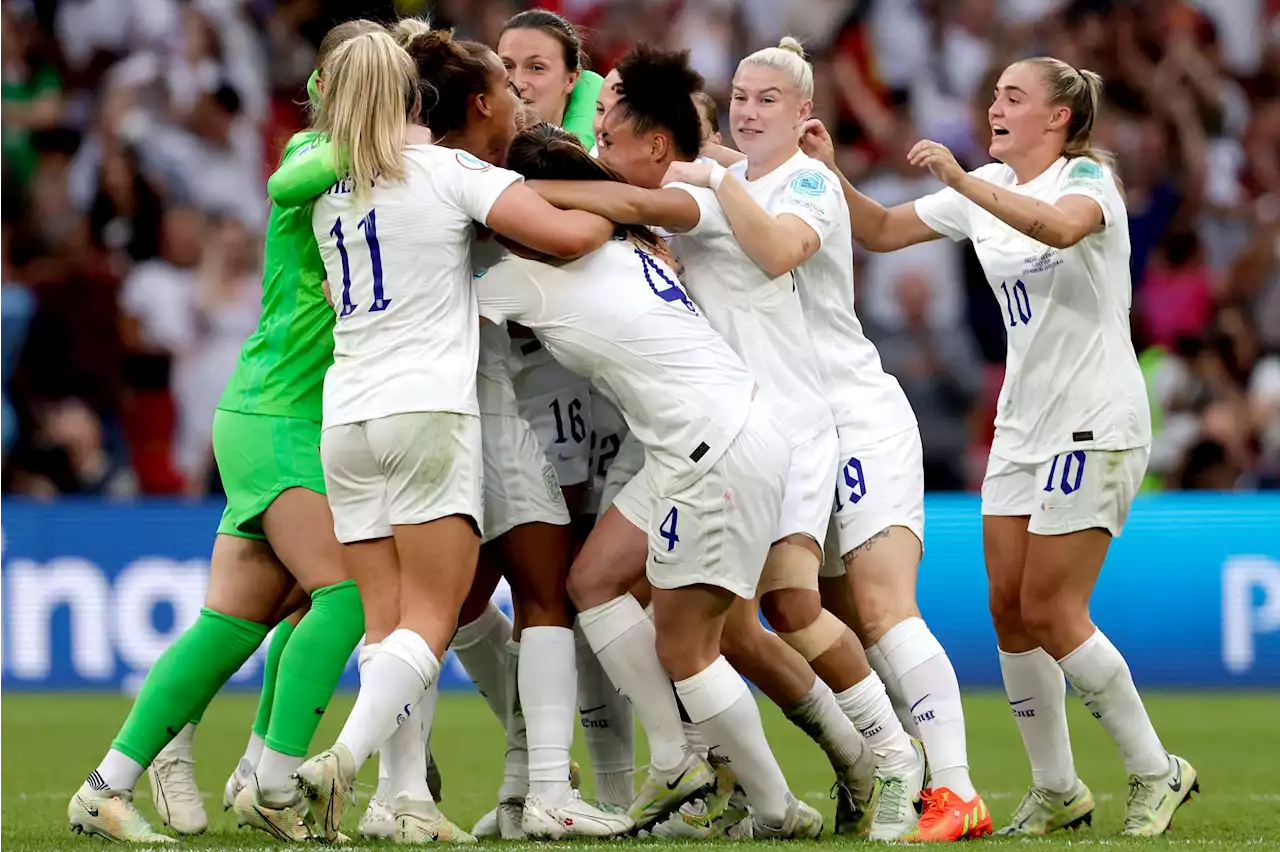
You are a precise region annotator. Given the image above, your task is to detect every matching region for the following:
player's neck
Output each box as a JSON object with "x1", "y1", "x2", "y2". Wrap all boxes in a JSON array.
[
  {"x1": 438, "y1": 127, "x2": 504, "y2": 167},
  {"x1": 745, "y1": 144, "x2": 797, "y2": 182},
  {"x1": 1005, "y1": 145, "x2": 1062, "y2": 186}
]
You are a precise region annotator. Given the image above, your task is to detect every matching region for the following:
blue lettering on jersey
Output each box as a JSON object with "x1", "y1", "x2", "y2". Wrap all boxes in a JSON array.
[{"x1": 789, "y1": 170, "x2": 827, "y2": 197}]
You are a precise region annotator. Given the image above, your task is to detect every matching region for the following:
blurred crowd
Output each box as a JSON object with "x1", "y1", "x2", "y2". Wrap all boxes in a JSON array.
[{"x1": 2, "y1": 0, "x2": 1278, "y2": 498}]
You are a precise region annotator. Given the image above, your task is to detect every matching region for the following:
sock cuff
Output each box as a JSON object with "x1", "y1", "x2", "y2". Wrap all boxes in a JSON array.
[
  {"x1": 837, "y1": 669, "x2": 887, "y2": 711},
  {"x1": 877, "y1": 617, "x2": 944, "y2": 674},
  {"x1": 578, "y1": 595, "x2": 647, "y2": 651},
  {"x1": 1057, "y1": 629, "x2": 1125, "y2": 693},
  {"x1": 200, "y1": 607, "x2": 270, "y2": 643},
  {"x1": 784, "y1": 675, "x2": 827, "y2": 718},
  {"x1": 675, "y1": 656, "x2": 748, "y2": 724},
  {"x1": 358, "y1": 641, "x2": 382, "y2": 671},
  {"x1": 310, "y1": 578, "x2": 359, "y2": 601},
  {"x1": 454, "y1": 602, "x2": 511, "y2": 649},
  {"x1": 519, "y1": 625, "x2": 575, "y2": 647},
  {"x1": 381, "y1": 629, "x2": 441, "y2": 689}
]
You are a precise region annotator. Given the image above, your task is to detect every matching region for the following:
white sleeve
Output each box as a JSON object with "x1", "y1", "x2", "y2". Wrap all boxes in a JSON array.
[
  {"x1": 768, "y1": 168, "x2": 840, "y2": 246},
  {"x1": 667, "y1": 183, "x2": 723, "y2": 237},
  {"x1": 913, "y1": 184, "x2": 973, "y2": 242},
  {"x1": 1056, "y1": 158, "x2": 1114, "y2": 228},
  {"x1": 438, "y1": 151, "x2": 524, "y2": 227},
  {"x1": 474, "y1": 259, "x2": 540, "y2": 327}
]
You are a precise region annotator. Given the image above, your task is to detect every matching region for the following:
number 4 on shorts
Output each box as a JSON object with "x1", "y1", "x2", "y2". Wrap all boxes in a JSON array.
[{"x1": 659, "y1": 506, "x2": 679, "y2": 552}]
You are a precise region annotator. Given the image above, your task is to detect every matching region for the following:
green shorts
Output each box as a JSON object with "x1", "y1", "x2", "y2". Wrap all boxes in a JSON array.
[{"x1": 212, "y1": 409, "x2": 327, "y2": 540}]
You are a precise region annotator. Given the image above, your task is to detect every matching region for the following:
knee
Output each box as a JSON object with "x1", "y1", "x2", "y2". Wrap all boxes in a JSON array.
[
  {"x1": 655, "y1": 629, "x2": 699, "y2": 682},
  {"x1": 566, "y1": 562, "x2": 608, "y2": 612},
  {"x1": 987, "y1": 578, "x2": 1025, "y2": 639},
  {"x1": 760, "y1": 589, "x2": 820, "y2": 633},
  {"x1": 1018, "y1": 589, "x2": 1079, "y2": 650},
  {"x1": 717, "y1": 617, "x2": 761, "y2": 667}
]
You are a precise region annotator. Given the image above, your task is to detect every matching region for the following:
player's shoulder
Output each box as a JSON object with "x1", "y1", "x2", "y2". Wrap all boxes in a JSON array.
[
  {"x1": 781, "y1": 153, "x2": 840, "y2": 199},
  {"x1": 281, "y1": 130, "x2": 323, "y2": 162}
]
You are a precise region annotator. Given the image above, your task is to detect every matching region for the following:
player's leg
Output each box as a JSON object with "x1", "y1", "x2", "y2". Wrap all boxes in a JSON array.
[
  {"x1": 983, "y1": 453, "x2": 1089, "y2": 837},
  {"x1": 220, "y1": 603, "x2": 307, "y2": 811},
  {"x1": 296, "y1": 413, "x2": 482, "y2": 842},
  {"x1": 69, "y1": 534, "x2": 288, "y2": 843},
  {"x1": 576, "y1": 395, "x2": 638, "y2": 809},
  {"x1": 572, "y1": 478, "x2": 708, "y2": 831},
  {"x1": 825, "y1": 428, "x2": 987, "y2": 842},
  {"x1": 1023, "y1": 448, "x2": 1194, "y2": 837},
  {"x1": 652, "y1": 406, "x2": 819, "y2": 840}
]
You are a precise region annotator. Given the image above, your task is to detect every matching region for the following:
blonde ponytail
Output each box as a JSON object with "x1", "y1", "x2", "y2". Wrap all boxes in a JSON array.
[
  {"x1": 316, "y1": 31, "x2": 417, "y2": 198},
  {"x1": 738, "y1": 35, "x2": 814, "y2": 101}
]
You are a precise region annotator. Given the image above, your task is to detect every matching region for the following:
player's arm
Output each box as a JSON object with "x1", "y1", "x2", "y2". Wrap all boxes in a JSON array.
[
  {"x1": 699, "y1": 142, "x2": 746, "y2": 168},
  {"x1": 800, "y1": 118, "x2": 941, "y2": 253},
  {"x1": 267, "y1": 141, "x2": 341, "y2": 208},
  {"x1": 662, "y1": 160, "x2": 819, "y2": 277},
  {"x1": 486, "y1": 183, "x2": 616, "y2": 259},
  {"x1": 909, "y1": 139, "x2": 1103, "y2": 249},
  {"x1": 527, "y1": 180, "x2": 701, "y2": 233}
]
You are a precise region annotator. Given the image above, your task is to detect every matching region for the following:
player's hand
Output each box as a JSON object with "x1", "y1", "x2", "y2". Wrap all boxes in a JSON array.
[
  {"x1": 800, "y1": 119, "x2": 836, "y2": 171},
  {"x1": 908, "y1": 140, "x2": 965, "y2": 188},
  {"x1": 321, "y1": 278, "x2": 334, "y2": 308},
  {"x1": 662, "y1": 160, "x2": 715, "y2": 188}
]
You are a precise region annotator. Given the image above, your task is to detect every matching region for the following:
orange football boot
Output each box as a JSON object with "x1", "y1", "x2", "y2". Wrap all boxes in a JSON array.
[{"x1": 904, "y1": 787, "x2": 992, "y2": 842}]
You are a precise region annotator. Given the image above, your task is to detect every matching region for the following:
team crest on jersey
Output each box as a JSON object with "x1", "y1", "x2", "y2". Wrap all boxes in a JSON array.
[
  {"x1": 543, "y1": 464, "x2": 565, "y2": 505},
  {"x1": 456, "y1": 151, "x2": 493, "y2": 171},
  {"x1": 789, "y1": 170, "x2": 826, "y2": 197}
]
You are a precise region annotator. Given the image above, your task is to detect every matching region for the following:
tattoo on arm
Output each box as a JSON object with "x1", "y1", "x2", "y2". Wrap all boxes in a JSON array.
[
  {"x1": 1025, "y1": 220, "x2": 1046, "y2": 239},
  {"x1": 841, "y1": 527, "x2": 893, "y2": 568}
]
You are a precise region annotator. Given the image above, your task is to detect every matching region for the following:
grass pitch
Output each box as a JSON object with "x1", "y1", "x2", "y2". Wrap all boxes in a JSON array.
[{"x1": 3, "y1": 691, "x2": 1277, "y2": 851}]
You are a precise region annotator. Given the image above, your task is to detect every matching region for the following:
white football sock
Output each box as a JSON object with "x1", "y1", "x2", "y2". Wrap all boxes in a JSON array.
[
  {"x1": 452, "y1": 603, "x2": 512, "y2": 725},
  {"x1": 1001, "y1": 646, "x2": 1077, "y2": 792},
  {"x1": 337, "y1": 629, "x2": 439, "y2": 770},
  {"x1": 499, "y1": 640, "x2": 528, "y2": 803},
  {"x1": 255, "y1": 748, "x2": 305, "y2": 806},
  {"x1": 1057, "y1": 630, "x2": 1168, "y2": 778},
  {"x1": 877, "y1": 617, "x2": 975, "y2": 799},
  {"x1": 520, "y1": 626, "x2": 577, "y2": 804},
  {"x1": 682, "y1": 720, "x2": 708, "y2": 756},
  {"x1": 240, "y1": 731, "x2": 266, "y2": 773},
  {"x1": 384, "y1": 696, "x2": 432, "y2": 806},
  {"x1": 578, "y1": 595, "x2": 688, "y2": 772},
  {"x1": 677, "y1": 657, "x2": 789, "y2": 827},
  {"x1": 866, "y1": 643, "x2": 919, "y2": 737},
  {"x1": 784, "y1": 676, "x2": 868, "y2": 771},
  {"x1": 575, "y1": 620, "x2": 635, "y2": 803},
  {"x1": 90, "y1": 750, "x2": 144, "y2": 793},
  {"x1": 834, "y1": 671, "x2": 917, "y2": 774}
]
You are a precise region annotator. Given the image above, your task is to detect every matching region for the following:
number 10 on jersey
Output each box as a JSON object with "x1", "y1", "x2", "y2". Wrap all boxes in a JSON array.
[
  {"x1": 1000, "y1": 279, "x2": 1032, "y2": 327},
  {"x1": 331, "y1": 209, "x2": 391, "y2": 317}
]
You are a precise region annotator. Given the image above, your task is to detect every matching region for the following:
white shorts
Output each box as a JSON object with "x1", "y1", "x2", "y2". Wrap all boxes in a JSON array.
[
  {"x1": 618, "y1": 402, "x2": 790, "y2": 599},
  {"x1": 321, "y1": 412, "x2": 482, "y2": 545},
  {"x1": 480, "y1": 412, "x2": 570, "y2": 544},
  {"x1": 582, "y1": 388, "x2": 628, "y2": 517},
  {"x1": 597, "y1": 432, "x2": 646, "y2": 523},
  {"x1": 981, "y1": 446, "x2": 1150, "y2": 536},
  {"x1": 820, "y1": 426, "x2": 926, "y2": 578},
  {"x1": 513, "y1": 350, "x2": 592, "y2": 488},
  {"x1": 778, "y1": 428, "x2": 838, "y2": 548}
]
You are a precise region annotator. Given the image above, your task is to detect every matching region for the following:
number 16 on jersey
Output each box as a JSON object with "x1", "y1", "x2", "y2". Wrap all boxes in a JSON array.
[{"x1": 331, "y1": 209, "x2": 392, "y2": 317}]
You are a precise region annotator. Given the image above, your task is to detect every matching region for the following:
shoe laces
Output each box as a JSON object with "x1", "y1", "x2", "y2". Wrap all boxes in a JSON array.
[
  {"x1": 1009, "y1": 788, "x2": 1051, "y2": 822},
  {"x1": 873, "y1": 775, "x2": 910, "y2": 825},
  {"x1": 151, "y1": 754, "x2": 202, "y2": 805},
  {"x1": 915, "y1": 788, "x2": 954, "y2": 828},
  {"x1": 1124, "y1": 776, "x2": 1157, "y2": 831}
]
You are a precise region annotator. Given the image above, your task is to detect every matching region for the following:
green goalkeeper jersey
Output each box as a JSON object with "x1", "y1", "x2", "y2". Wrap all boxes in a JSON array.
[{"x1": 217, "y1": 131, "x2": 332, "y2": 423}]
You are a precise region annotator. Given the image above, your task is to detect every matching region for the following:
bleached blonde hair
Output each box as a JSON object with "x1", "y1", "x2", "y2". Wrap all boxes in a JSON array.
[
  {"x1": 737, "y1": 36, "x2": 813, "y2": 101},
  {"x1": 316, "y1": 30, "x2": 417, "y2": 198}
]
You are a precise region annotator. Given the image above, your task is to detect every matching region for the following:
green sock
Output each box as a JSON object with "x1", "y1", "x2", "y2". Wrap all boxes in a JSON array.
[
  {"x1": 112, "y1": 608, "x2": 268, "y2": 766},
  {"x1": 265, "y1": 580, "x2": 364, "y2": 756},
  {"x1": 253, "y1": 619, "x2": 296, "y2": 738}
]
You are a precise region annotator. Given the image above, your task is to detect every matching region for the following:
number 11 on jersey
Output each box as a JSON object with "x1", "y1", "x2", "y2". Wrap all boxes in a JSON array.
[{"x1": 331, "y1": 209, "x2": 392, "y2": 317}]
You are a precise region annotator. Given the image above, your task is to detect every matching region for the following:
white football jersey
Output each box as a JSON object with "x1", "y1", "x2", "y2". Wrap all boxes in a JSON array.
[
  {"x1": 730, "y1": 152, "x2": 917, "y2": 442},
  {"x1": 668, "y1": 181, "x2": 834, "y2": 446},
  {"x1": 472, "y1": 240, "x2": 520, "y2": 418},
  {"x1": 915, "y1": 156, "x2": 1151, "y2": 462},
  {"x1": 313, "y1": 145, "x2": 521, "y2": 428},
  {"x1": 475, "y1": 239, "x2": 755, "y2": 495}
]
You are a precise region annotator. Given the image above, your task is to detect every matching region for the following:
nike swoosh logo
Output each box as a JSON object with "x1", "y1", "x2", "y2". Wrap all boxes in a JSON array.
[
  {"x1": 253, "y1": 805, "x2": 294, "y2": 842},
  {"x1": 1064, "y1": 794, "x2": 1078, "y2": 806},
  {"x1": 1009, "y1": 697, "x2": 1034, "y2": 705},
  {"x1": 77, "y1": 797, "x2": 99, "y2": 818},
  {"x1": 314, "y1": 707, "x2": 325, "y2": 716},
  {"x1": 579, "y1": 704, "x2": 607, "y2": 715},
  {"x1": 910, "y1": 693, "x2": 932, "y2": 712},
  {"x1": 665, "y1": 767, "x2": 691, "y2": 791},
  {"x1": 1168, "y1": 759, "x2": 1182, "y2": 792}
]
